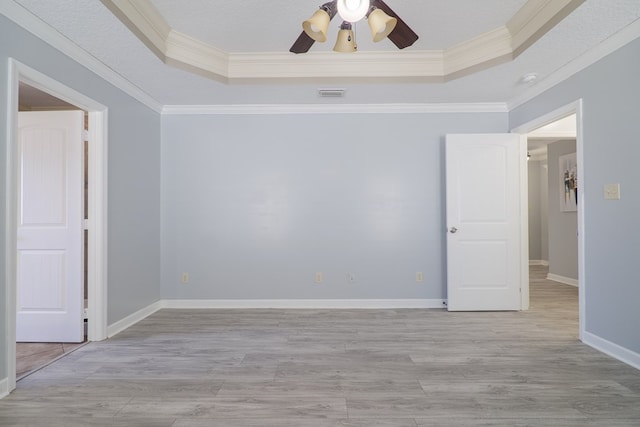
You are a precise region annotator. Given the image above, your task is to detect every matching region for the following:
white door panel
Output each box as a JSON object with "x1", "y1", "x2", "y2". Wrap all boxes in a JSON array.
[
  {"x1": 17, "y1": 111, "x2": 84, "y2": 342},
  {"x1": 446, "y1": 133, "x2": 524, "y2": 311}
]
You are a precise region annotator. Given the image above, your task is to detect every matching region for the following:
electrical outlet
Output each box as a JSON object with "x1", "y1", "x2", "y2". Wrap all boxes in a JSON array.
[
  {"x1": 315, "y1": 272, "x2": 323, "y2": 284},
  {"x1": 181, "y1": 272, "x2": 189, "y2": 284},
  {"x1": 416, "y1": 272, "x2": 424, "y2": 282},
  {"x1": 348, "y1": 273, "x2": 356, "y2": 283}
]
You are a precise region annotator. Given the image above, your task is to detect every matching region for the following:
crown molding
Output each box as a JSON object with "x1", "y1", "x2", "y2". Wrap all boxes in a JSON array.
[
  {"x1": 100, "y1": 0, "x2": 584, "y2": 83},
  {"x1": 1, "y1": 0, "x2": 163, "y2": 113},
  {"x1": 99, "y1": 0, "x2": 169, "y2": 58},
  {"x1": 166, "y1": 29, "x2": 229, "y2": 77},
  {"x1": 508, "y1": 0, "x2": 585, "y2": 56},
  {"x1": 229, "y1": 50, "x2": 444, "y2": 80},
  {"x1": 162, "y1": 103, "x2": 508, "y2": 115},
  {"x1": 444, "y1": 26, "x2": 513, "y2": 76},
  {"x1": 508, "y1": 17, "x2": 640, "y2": 110},
  {"x1": 9, "y1": 0, "x2": 634, "y2": 113}
]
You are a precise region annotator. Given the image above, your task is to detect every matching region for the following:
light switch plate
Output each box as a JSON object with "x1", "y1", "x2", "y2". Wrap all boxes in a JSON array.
[{"x1": 604, "y1": 183, "x2": 621, "y2": 200}]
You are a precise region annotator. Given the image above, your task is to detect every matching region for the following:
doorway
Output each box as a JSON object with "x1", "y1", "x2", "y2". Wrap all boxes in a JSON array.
[
  {"x1": 16, "y1": 85, "x2": 88, "y2": 378},
  {"x1": 5, "y1": 59, "x2": 108, "y2": 392},
  {"x1": 526, "y1": 114, "x2": 578, "y2": 284},
  {"x1": 512, "y1": 100, "x2": 585, "y2": 341}
]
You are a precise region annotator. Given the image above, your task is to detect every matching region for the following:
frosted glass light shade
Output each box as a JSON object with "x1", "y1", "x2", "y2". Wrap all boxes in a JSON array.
[
  {"x1": 333, "y1": 28, "x2": 357, "y2": 52},
  {"x1": 368, "y1": 8, "x2": 397, "y2": 42},
  {"x1": 337, "y1": 0, "x2": 370, "y2": 23},
  {"x1": 303, "y1": 9, "x2": 331, "y2": 42}
]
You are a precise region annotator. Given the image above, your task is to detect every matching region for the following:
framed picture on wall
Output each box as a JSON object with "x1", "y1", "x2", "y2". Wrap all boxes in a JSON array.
[{"x1": 559, "y1": 152, "x2": 577, "y2": 212}]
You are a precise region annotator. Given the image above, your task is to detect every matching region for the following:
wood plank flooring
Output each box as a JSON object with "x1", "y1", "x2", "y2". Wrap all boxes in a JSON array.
[
  {"x1": 1, "y1": 266, "x2": 639, "y2": 426},
  {"x1": 16, "y1": 342, "x2": 86, "y2": 379}
]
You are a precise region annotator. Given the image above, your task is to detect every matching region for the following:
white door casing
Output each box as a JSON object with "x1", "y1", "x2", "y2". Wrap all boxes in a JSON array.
[
  {"x1": 446, "y1": 133, "x2": 526, "y2": 311},
  {"x1": 16, "y1": 111, "x2": 84, "y2": 342},
  {"x1": 6, "y1": 58, "x2": 108, "y2": 395}
]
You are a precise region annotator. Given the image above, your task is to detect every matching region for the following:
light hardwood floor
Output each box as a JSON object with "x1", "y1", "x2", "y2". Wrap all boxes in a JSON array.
[
  {"x1": 16, "y1": 342, "x2": 86, "y2": 379},
  {"x1": 1, "y1": 266, "x2": 639, "y2": 426}
]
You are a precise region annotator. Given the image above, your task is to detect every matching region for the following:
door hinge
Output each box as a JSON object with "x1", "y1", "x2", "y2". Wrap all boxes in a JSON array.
[{"x1": 83, "y1": 219, "x2": 89, "y2": 230}]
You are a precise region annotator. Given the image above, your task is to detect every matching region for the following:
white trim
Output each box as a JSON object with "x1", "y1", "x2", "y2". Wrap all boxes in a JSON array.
[
  {"x1": 511, "y1": 99, "x2": 585, "y2": 342},
  {"x1": 100, "y1": 0, "x2": 581, "y2": 83},
  {"x1": 583, "y1": 331, "x2": 640, "y2": 371},
  {"x1": 5, "y1": 59, "x2": 109, "y2": 394},
  {"x1": 529, "y1": 260, "x2": 549, "y2": 266},
  {"x1": 0, "y1": 378, "x2": 8, "y2": 399},
  {"x1": 519, "y1": 134, "x2": 530, "y2": 311},
  {"x1": 227, "y1": 51, "x2": 444, "y2": 80},
  {"x1": 546, "y1": 274, "x2": 579, "y2": 287},
  {"x1": 508, "y1": 18, "x2": 640, "y2": 110},
  {"x1": 99, "y1": 0, "x2": 170, "y2": 57},
  {"x1": 162, "y1": 103, "x2": 509, "y2": 115},
  {"x1": 4, "y1": 56, "x2": 19, "y2": 397},
  {"x1": 161, "y1": 299, "x2": 446, "y2": 309},
  {"x1": 507, "y1": 0, "x2": 584, "y2": 53},
  {"x1": 107, "y1": 301, "x2": 163, "y2": 338},
  {"x1": 444, "y1": 26, "x2": 512, "y2": 75},
  {"x1": 511, "y1": 101, "x2": 580, "y2": 135},
  {"x1": 86, "y1": 111, "x2": 108, "y2": 342},
  {"x1": 0, "y1": 1, "x2": 162, "y2": 113},
  {"x1": 2, "y1": 0, "x2": 635, "y2": 111}
]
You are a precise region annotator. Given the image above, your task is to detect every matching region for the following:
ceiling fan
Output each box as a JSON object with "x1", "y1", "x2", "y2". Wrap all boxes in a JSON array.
[{"x1": 290, "y1": 0, "x2": 419, "y2": 54}]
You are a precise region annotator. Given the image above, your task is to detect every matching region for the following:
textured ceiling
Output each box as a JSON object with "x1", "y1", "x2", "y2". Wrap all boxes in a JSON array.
[
  {"x1": 9, "y1": 0, "x2": 640, "y2": 106},
  {"x1": 150, "y1": 0, "x2": 528, "y2": 52}
]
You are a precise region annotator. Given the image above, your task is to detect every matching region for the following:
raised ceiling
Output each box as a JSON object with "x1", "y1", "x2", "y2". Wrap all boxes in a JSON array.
[
  {"x1": 6, "y1": 0, "x2": 640, "y2": 107},
  {"x1": 101, "y1": 0, "x2": 582, "y2": 83}
]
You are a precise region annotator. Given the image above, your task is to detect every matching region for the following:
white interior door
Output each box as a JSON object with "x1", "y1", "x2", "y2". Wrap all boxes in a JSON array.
[
  {"x1": 446, "y1": 133, "x2": 525, "y2": 311},
  {"x1": 16, "y1": 110, "x2": 84, "y2": 342}
]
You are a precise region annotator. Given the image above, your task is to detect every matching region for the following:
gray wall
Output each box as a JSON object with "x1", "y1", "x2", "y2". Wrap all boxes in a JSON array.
[
  {"x1": 0, "y1": 15, "x2": 162, "y2": 381},
  {"x1": 547, "y1": 140, "x2": 578, "y2": 280},
  {"x1": 160, "y1": 113, "x2": 508, "y2": 300},
  {"x1": 540, "y1": 161, "x2": 549, "y2": 262},
  {"x1": 528, "y1": 160, "x2": 543, "y2": 261},
  {"x1": 510, "y1": 36, "x2": 640, "y2": 353}
]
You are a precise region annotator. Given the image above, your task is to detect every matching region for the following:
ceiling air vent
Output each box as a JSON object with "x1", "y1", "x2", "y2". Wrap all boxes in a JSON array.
[{"x1": 318, "y1": 88, "x2": 346, "y2": 98}]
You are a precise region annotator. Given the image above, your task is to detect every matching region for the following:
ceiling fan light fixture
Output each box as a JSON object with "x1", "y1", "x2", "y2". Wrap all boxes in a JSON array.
[
  {"x1": 333, "y1": 21, "x2": 357, "y2": 52},
  {"x1": 303, "y1": 8, "x2": 331, "y2": 42},
  {"x1": 337, "y1": 0, "x2": 370, "y2": 23},
  {"x1": 367, "y1": 7, "x2": 397, "y2": 42}
]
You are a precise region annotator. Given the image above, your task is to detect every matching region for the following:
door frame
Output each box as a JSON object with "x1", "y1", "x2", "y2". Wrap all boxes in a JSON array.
[
  {"x1": 511, "y1": 99, "x2": 585, "y2": 341},
  {"x1": 5, "y1": 58, "x2": 109, "y2": 392}
]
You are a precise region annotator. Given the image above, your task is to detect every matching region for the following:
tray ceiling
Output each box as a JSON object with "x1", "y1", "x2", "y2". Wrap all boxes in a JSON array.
[{"x1": 6, "y1": 0, "x2": 640, "y2": 106}]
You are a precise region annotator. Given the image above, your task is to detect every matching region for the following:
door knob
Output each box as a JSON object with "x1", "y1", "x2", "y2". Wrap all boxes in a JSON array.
[{"x1": 449, "y1": 227, "x2": 458, "y2": 234}]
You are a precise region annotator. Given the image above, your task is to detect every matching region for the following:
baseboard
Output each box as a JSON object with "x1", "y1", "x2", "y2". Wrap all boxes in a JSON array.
[
  {"x1": 547, "y1": 273, "x2": 578, "y2": 287},
  {"x1": 529, "y1": 260, "x2": 549, "y2": 266},
  {"x1": 161, "y1": 299, "x2": 446, "y2": 309},
  {"x1": 583, "y1": 331, "x2": 640, "y2": 371},
  {"x1": 106, "y1": 300, "x2": 163, "y2": 338},
  {"x1": 0, "y1": 377, "x2": 8, "y2": 399}
]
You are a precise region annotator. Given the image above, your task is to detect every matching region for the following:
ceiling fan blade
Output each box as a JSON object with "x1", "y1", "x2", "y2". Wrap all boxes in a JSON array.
[
  {"x1": 372, "y1": 0, "x2": 419, "y2": 49},
  {"x1": 290, "y1": 32, "x2": 316, "y2": 54},
  {"x1": 290, "y1": 1, "x2": 338, "y2": 54}
]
